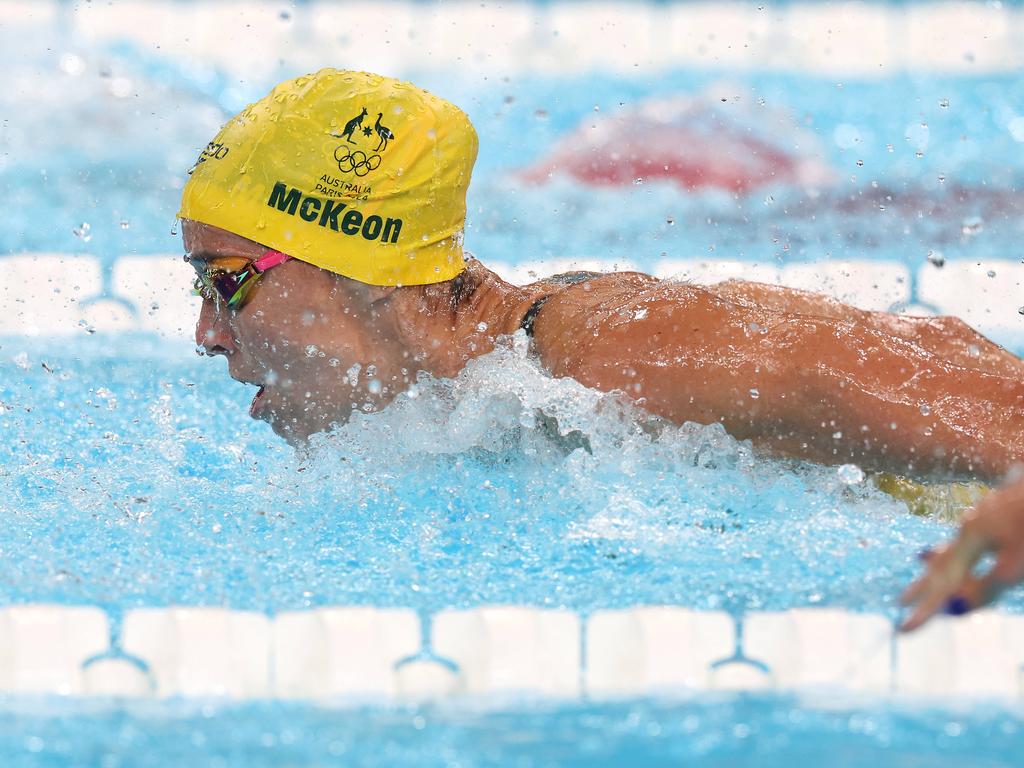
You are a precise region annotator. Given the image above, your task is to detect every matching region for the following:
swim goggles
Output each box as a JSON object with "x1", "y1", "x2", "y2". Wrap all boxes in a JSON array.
[{"x1": 190, "y1": 250, "x2": 292, "y2": 310}]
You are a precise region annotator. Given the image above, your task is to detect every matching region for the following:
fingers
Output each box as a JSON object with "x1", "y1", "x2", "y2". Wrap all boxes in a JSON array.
[
  {"x1": 900, "y1": 538, "x2": 1012, "y2": 631},
  {"x1": 951, "y1": 572, "x2": 1008, "y2": 614},
  {"x1": 991, "y1": 547, "x2": 1024, "y2": 585},
  {"x1": 900, "y1": 580, "x2": 958, "y2": 632},
  {"x1": 899, "y1": 532, "x2": 988, "y2": 632},
  {"x1": 900, "y1": 544, "x2": 948, "y2": 606},
  {"x1": 899, "y1": 477, "x2": 1024, "y2": 632},
  {"x1": 906, "y1": 570, "x2": 1008, "y2": 632}
]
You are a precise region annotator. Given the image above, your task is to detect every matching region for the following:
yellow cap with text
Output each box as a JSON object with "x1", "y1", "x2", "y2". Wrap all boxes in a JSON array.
[{"x1": 178, "y1": 69, "x2": 477, "y2": 286}]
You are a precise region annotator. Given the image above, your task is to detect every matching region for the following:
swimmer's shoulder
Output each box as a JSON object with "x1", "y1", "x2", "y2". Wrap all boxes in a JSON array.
[
  {"x1": 527, "y1": 270, "x2": 704, "y2": 376},
  {"x1": 526, "y1": 270, "x2": 659, "y2": 305}
]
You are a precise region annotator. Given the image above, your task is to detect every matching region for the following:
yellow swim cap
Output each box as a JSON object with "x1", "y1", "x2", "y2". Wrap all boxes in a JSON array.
[{"x1": 178, "y1": 69, "x2": 478, "y2": 286}]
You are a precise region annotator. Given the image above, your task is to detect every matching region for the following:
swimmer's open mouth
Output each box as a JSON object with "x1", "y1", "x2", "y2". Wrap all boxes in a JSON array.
[{"x1": 250, "y1": 385, "x2": 267, "y2": 417}]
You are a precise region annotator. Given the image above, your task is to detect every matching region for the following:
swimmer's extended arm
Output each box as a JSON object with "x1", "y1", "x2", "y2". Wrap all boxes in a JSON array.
[
  {"x1": 534, "y1": 279, "x2": 1024, "y2": 481},
  {"x1": 711, "y1": 279, "x2": 1024, "y2": 379}
]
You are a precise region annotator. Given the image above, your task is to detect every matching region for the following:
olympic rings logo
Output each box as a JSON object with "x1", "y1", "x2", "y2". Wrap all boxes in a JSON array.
[{"x1": 334, "y1": 146, "x2": 382, "y2": 177}]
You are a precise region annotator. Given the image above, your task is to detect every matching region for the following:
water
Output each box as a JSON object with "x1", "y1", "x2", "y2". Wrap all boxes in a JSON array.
[
  {"x1": 3, "y1": 333, "x2": 1019, "y2": 763},
  {"x1": 6, "y1": 3, "x2": 1024, "y2": 765},
  {"x1": 0, "y1": 334, "x2": 939, "y2": 615},
  {"x1": 2, "y1": 696, "x2": 1022, "y2": 767}
]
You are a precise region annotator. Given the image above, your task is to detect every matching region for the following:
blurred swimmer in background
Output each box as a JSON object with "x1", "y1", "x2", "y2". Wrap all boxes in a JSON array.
[{"x1": 179, "y1": 70, "x2": 1024, "y2": 618}]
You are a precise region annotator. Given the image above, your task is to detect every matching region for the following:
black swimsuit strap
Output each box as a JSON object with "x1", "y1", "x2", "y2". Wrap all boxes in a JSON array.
[
  {"x1": 519, "y1": 270, "x2": 603, "y2": 338},
  {"x1": 519, "y1": 295, "x2": 551, "y2": 337}
]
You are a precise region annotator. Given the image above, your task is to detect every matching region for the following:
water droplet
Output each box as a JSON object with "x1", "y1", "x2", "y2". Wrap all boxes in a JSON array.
[
  {"x1": 633, "y1": 177, "x2": 644, "y2": 185},
  {"x1": 764, "y1": 195, "x2": 774, "y2": 205},
  {"x1": 1018, "y1": 307, "x2": 1024, "y2": 316},
  {"x1": 749, "y1": 388, "x2": 760, "y2": 399},
  {"x1": 59, "y1": 53, "x2": 85, "y2": 76},
  {"x1": 855, "y1": 159, "x2": 864, "y2": 167},
  {"x1": 666, "y1": 216, "x2": 675, "y2": 226},
  {"x1": 305, "y1": 344, "x2": 319, "y2": 358},
  {"x1": 939, "y1": 98, "x2": 950, "y2": 108},
  {"x1": 476, "y1": 322, "x2": 488, "y2": 332},
  {"x1": 109, "y1": 77, "x2": 132, "y2": 98},
  {"x1": 837, "y1": 464, "x2": 865, "y2": 485},
  {"x1": 968, "y1": 344, "x2": 980, "y2": 358},
  {"x1": 987, "y1": 269, "x2": 996, "y2": 278},
  {"x1": 927, "y1": 250, "x2": 945, "y2": 268},
  {"x1": 937, "y1": 174, "x2": 946, "y2": 183},
  {"x1": 119, "y1": 218, "x2": 130, "y2": 230},
  {"x1": 920, "y1": 404, "x2": 931, "y2": 416},
  {"x1": 961, "y1": 216, "x2": 984, "y2": 236},
  {"x1": 886, "y1": 143, "x2": 894, "y2": 153},
  {"x1": 72, "y1": 222, "x2": 91, "y2": 242},
  {"x1": 367, "y1": 379, "x2": 382, "y2": 395}
]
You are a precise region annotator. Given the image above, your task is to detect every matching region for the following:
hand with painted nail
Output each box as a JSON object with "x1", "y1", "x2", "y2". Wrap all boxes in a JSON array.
[{"x1": 900, "y1": 476, "x2": 1024, "y2": 631}]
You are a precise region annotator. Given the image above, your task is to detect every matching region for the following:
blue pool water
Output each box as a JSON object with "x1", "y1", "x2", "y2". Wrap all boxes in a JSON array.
[
  {"x1": 0, "y1": 333, "x2": 941, "y2": 615},
  {"x1": 2, "y1": 331, "x2": 1020, "y2": 764},
  {"x1": 5, "y1": 3, "x2": 1024, "y2": 765},
  {"x1": 2, "y1": 697, "x2": 1023, "y2": 767}
]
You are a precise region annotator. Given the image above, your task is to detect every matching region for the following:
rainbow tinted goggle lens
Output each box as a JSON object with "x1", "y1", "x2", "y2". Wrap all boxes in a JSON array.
[{"x1": 191, "y1": 250, "x2": 291, "y2": 310}]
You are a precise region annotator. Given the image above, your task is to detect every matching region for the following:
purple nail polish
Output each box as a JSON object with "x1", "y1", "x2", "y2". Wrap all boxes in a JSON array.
[{"x1": 944, "y1": 596, "x2": 970, "y2": 616}]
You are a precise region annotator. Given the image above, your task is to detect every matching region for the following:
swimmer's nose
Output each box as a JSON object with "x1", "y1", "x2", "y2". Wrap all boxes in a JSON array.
[{"x1": 195, "y1": 298, "x2": 236, "y2": 357}]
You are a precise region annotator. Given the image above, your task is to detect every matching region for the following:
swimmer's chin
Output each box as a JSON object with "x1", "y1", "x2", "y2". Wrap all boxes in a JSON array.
[{"x1": 261, "y1": 407, "x2": 353, "y2": 448}]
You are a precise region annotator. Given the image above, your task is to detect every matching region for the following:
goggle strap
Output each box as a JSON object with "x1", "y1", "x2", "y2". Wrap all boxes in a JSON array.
[{"x1": 252, "y1": 250, "x2": 291, "y2": 273}]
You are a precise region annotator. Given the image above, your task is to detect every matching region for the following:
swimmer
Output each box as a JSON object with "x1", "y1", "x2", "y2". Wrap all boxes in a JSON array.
[{"x1": 181, "y1": 69, "x2": 1024, "y2": 483}]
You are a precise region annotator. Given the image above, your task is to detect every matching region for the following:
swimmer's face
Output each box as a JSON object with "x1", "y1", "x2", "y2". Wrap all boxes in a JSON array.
[{"x1": 184, "y1": 220, "x2": 406, "y2": 444}]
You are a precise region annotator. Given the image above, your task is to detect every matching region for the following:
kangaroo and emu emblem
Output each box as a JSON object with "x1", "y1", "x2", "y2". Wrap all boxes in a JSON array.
[{"x1": 332, "y1": 106, "x2": 396, "y2": 177}]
